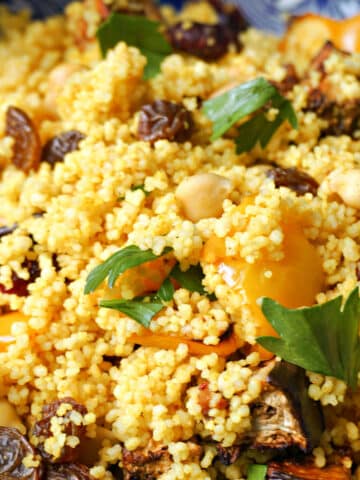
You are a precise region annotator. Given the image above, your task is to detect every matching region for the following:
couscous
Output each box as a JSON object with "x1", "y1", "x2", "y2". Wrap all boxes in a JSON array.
[{"x1": 0, "y1": 1, "x2": 360, "y2": 479}]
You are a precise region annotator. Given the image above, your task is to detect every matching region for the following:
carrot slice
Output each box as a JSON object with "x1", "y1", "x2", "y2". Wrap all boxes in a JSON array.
[{"x1": 129, "y1": 331, "x2": 240, "y2": 356}]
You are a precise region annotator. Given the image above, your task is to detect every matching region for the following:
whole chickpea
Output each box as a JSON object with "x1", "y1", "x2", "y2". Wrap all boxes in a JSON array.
[
  {"x1": 175, "y1": 173, "x2": 232, "y2": 222},
  {"x1": 327, "y1": 169, "x2": 360, "y2": 209}
]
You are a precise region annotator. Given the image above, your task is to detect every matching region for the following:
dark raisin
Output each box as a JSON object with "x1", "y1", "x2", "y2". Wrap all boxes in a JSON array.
[
  {"x1": 45, "y1": 463, "x2": 93, "y2": 480},
  {"x1": 5, "y1": 106, "x2": 41, "y2": 173},
  {"x1": 0, "y1": 223, "x2": 18, "y2": 238},
  {"x1": 309, "y1": 40, "x2": 343, "y2": 75},
  {"x1": 270, "y1": 64, "x2": 299, "y2": 95},
  {"x1": 166, "y1": 0, "x2": 246, "y2": 61},
  {"x1": 0, "y1": 426, "x2": 43, "y2": 479},
  {"x1": 267, "y1": 166, "x2": 319, "y2": 196},
  {"x1": 167, "y1": 21, "x2": 235, "y2": 61},
  {"x1": 138, "y1": 100, "x2": 193, "y2": 143},
  {"x1": 41, "y1": 131, "x2": 85, "y2": 167},
  {"x1": 0, "y1": 259, "x2": 40, "y2": 297},
  {"x1": 122, "y1": 446, "x2": 171, "y2": 480},
  {"x1": 33, "y1": 398, "x2": 87, "y2": 463},
  {"x1": 215, "y1": 445, "x2": 241, "y2": 466}
]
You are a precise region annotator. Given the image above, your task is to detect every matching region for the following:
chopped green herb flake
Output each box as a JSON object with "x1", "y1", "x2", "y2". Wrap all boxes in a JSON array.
[
  {"x1": 99, "y1": 298, "x2": 163, "y2": 327},
  {"x1": 96, "y1": 13, "x2": 172, "y2": 79},
  {"x1": 131, "y1": 184, "x2": 150, "y2": 196},
  {"x1": 157, "y1": 276, "x2": 175, "y2": 302},
  {"x1": 247, "y1": 464, "x2": 267, "y2": 480},
  {"x1": 202, "y1": 77, "x2": 298, "y2": 153},
  {"x1": 84, "y1": 245, "x2": 172, "y2": 294},
  {"x1": 256, "y1": 287, "x2": 360, "y2": 389},
  {"x1": 170, "y1": 263, "x2": 207, "y2": 295}
]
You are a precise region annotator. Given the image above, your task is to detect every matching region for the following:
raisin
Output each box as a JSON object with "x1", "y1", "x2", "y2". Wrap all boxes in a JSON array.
[
  {"x1": 270, "y1": 64, "x2": 299, "y2": 95},
  {"x1": 5, "y1": 106, "x2": 41, "y2": 173},
  {"x1": 215, "y1": 445, "x2": 241, "y2": 466},
  {"x1": 0, "y1": 259, "x2": 40, "y2": 297},
  {"x1": 138, "y1": 100, "x2": 193, "y2": 143},
  {"x1": 33, "y1": 398, "x2": 87, "y2": 463},
  {"x1": 166, "y1": 1, "x2": 246, "y2": 61},
  {"x1": 45, "y1": 463, "x2": 93, "y2": 480},
  {"x1": 267, "y1": 166, "x2": 319, "y2": 196},
  {"x1": 41, "y1": 131, "x2": 85, "y2": 167},
  {"x1": 0, "y1": 426, "x2": 43, "y2": 479}
]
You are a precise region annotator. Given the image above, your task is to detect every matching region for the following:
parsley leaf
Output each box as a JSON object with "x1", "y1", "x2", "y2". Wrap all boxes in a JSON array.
[
  {"x1": 257, "y1": 287, "x2": 360, "y2": 389},
  {"x1": 202, "y1": 77, "x2": 298, "y2": 153},
  {"x1": 96, "y1": 13, "x2": 172, "y2": 80},
  {"x1": 170, "y1": 263, "x2": 207, "y2": 295},
  {"x1": 157, "y1": 276, "x2": 175, "y2": 302},
  {"x1": 99, "y1": 298, "x2": 163, "y2": 327},
  {"x1": 84, "y1": 245, "x2": 172, "y2": 294},
  {"x1": 247, "y1": 465, "x2": 267, "y2": 480},
  {"x1": 131, "y1": 184, "x2": 150, "y2": 196}
]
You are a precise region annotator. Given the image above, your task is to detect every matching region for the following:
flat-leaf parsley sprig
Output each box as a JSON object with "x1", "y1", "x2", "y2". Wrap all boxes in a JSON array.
[
  {"x1": 84, "y1": 245, "x2": 212, "y2": 327},
  {"x1": 202, "y1": 77, "x2": 298, "y2": 154},
  {"x1": 96, "y1": 13, "x2": 173, "y2": 80},
  {"x1": 257, "y1": 287, "x2": 360, "y2": 389}
]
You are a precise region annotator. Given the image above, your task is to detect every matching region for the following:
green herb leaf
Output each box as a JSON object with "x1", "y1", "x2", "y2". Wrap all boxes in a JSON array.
[
  {"x1": 256, "y1": 287, "x2": 360, "y2": 389},
  {"x1": 96, "y1": 13, "x2": 172, "y2": 79},
  {"x1": 202, "y1": 77, "x2": 298, "y2": 153},
  {"x1": 84, "y1": 245, "x2": 172, "y2": 294},
  {"x1": 157, "y1": 276, "x2": 175, "y2": 302},
  {"x1": 247, "y1": 464, "x2": 267, "y2": 480},
  {"x1": 99, "y1": 298, "x2": 164, "y2": 327},
  {"x1": 170, "y1": 263, "x2": 207, "y2": 295}
]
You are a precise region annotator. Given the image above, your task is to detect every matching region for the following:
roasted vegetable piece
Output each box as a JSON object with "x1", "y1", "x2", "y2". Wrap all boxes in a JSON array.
[
  {"x1": 122, "y1": 445, "x2": 171, "y2": 480},
  {"x1": 45, "y1": 463, "x2": 93, "y2": 480},
  {"x1": 138, "y1": 100, "x2": 193, "y2": 143},
  {"x1": 5, "y1": 106, "x2": 41, "y2": 173},
  {"x1": 0, "y1": 426, "x2": 42, "y2": 479},
  {"x1": 266, "y1": 167, "x2": 318, "y2": 196},
  {"x1": 33, "y1": 398, "x2": 87, "y2": 463},
  {"x1": 41, "y1": 131, "x2": 85, "y2": 167},
  {"x1": 250, "y1": 361, "x2": 324, "y2": 453},
  {"x1": 267, "y1": 460, "x2": 351, "y2": 479}
]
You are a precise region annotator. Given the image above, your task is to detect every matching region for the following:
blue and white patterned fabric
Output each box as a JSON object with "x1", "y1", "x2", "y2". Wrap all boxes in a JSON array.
[{"x1": 2, "y1": 0, "x2": 360, "y2": 33}]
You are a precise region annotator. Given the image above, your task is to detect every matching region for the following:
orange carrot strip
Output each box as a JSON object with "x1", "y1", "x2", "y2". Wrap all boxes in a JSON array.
[{"x1": 128, "y1": 331, "x2": 239, "y2": 356}]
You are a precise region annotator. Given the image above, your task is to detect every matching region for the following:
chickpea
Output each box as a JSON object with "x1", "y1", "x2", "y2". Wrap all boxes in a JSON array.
[
  {"x1": 175, "y1": 173, "x2": 232, "y2": 222},
  {"x1": 328, "y1": 169, "x2": 360, "y2": 209},
  {"x1": 0, "y1": 398, "x2": 26, "y2": 434},
  {"x1": 45, "y1": 63, "x2": 85, "y2": 112}
]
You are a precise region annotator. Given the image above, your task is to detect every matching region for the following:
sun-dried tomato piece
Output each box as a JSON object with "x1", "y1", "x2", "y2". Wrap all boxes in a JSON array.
[
  {"x1": 5, "y1": 106, "x2": 41, "y2": 173},
  {"x1": 0, "y1": 426, "x2": 42, "y2": 479},
  {"x1": 267, "y1": 166, "x2": 319, "y2": 196},
  {"x1": 33, "y1": 398, "x2": 87, "y2": 463},
  {"x1": 138, "y1": 100, "x2": 193, "y2": 143},
  {"x1": 45, "y1": 463, "x2": 93, "y2": 480},
  {"x1": 41, "y1": 131, "x2": 85, "y2": 167}
]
